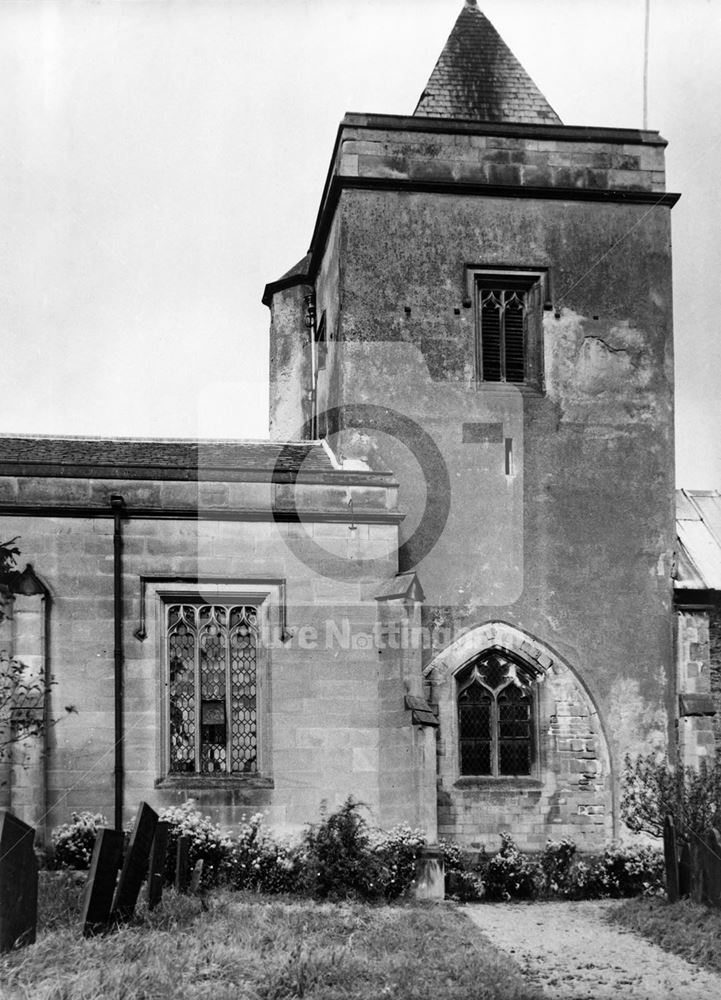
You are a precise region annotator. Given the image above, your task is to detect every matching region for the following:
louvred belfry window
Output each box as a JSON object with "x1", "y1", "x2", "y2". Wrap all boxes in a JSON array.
[
  {"x1": 471, "y1": 270, "x2": 545, "y2": 388},
  {"x1": 167, "y1": 604, "x2": 258, "y2": 775},
  {"x1": 457, "y1": 650, "x2": 534, "y2": 777}
]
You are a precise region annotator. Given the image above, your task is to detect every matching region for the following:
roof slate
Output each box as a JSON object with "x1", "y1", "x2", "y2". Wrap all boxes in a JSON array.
[
  {"x1": 0, "y1": 435, "x2": 334, "y2": 477},
  {"x1": 414, "y1": 1, "x2": 561, "y2": 125},
  {"x1": 0, "y1": 436, "x2": 344, "y2": 481}
]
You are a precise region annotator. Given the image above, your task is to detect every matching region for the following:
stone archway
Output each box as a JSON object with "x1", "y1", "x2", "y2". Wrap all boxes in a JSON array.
[{"x1": 425, "y1": 621, "x2": 615, "y2": 849}]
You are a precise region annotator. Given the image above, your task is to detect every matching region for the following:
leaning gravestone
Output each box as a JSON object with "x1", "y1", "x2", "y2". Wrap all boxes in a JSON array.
[
  {"x1": 146, "y1": 821, "x2": 170, "y2": 911},
  {"x1": 707, "y1": 828, "x2": 721, "y2": 909},
  {"x1": 111, "y1": 801, "x2": 158, "y2": 924},
  {"x1": 663, "y1": 814, "x2": 679, "y2": 903},
  {"x1": 678, "y1": 841, "x2": 692, "y2": 898},
  {"x1": 0, "y1": 811, "x2": 38, "y2": 952},
  {"x1": 175, "y1": 835, "x2": 190, "y2": 893},
  {"x1": 690, "y1": 839, "x2": 705, "y2": 904},
  {"x1": 81, "y1": 827, "x2": 124, "y2": 937}
]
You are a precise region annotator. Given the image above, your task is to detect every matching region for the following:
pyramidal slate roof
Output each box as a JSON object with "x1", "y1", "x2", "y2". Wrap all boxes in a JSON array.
[{"x1": 414, "y1": 0, "x2": 561, "y2": 125}]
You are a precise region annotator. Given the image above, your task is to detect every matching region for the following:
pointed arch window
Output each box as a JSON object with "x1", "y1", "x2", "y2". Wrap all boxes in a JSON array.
[
  {"x1": 468, "y1": 268, "x2": 547, "y2": 389},
  {"x1": 457, "y1": 650, "x2": 534, "y2": 776},
  {"x1": 167, "y1": 603, "x2": 259, "y2": 775}
]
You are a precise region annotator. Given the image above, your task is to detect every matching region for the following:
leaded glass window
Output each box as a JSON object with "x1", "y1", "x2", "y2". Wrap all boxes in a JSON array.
[
  {"x1": 457, "y1": 650, "x2": 533, "y2": 777},
  {"x1": 167, "y1": 603, "x2": 258, "y2": 775}
]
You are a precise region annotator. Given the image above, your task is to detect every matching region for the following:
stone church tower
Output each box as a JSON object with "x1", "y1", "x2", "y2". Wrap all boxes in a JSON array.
[
  {"x1": 0, "y1": 2, "x2": 679, "y2": 852},
  {"x1": 265, "y1": 0, "x2": 678, "y2": 847}
]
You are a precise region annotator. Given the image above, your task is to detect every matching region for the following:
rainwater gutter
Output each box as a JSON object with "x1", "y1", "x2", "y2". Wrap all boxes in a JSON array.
[{"x1": 111, "y1": 495, "x2": 125, "y2": 832}]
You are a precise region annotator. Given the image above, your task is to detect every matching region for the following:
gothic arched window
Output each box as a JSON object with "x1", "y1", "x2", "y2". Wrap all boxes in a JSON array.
[
  {"x1": 457, "y1": 650, "x2": 534, "y2": 777},
  {"x1": 167, "y1": 603, "x2": 259, "y2": 775}
]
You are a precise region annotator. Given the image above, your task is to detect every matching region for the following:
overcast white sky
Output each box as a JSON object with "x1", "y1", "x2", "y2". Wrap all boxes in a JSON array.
[{"x1": 0, "y1": 0, "x2": 719, "y2": 488}]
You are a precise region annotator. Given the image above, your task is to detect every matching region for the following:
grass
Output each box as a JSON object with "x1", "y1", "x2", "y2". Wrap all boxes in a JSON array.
[
  {"x1": 610, "y1": 895, "x2": 721, "y2": 975},
  {"x1": 1, "y1": 876, "x2": 542, "y2": 1000}
]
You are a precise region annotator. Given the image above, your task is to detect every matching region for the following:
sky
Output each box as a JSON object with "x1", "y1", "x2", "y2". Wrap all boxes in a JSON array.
[{"x1": 0, "y1": 0, "x2": 719, "y2": 488}]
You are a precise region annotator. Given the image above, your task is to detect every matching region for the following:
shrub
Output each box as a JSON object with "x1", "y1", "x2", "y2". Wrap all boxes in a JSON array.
[
  {"x1": 480, "y1": 833, "x2": 539, "y2": 901},
  {"x1": 50, "y1": 811, "x2": 107, "y2": 870},
  {"x1": 539, "y1": 837, "x2": 577, "y2": 898},
  {"x1": 301, "y1": 798, "x2": 387, "y2": 901},
  {"x1": 445, "y1": 869, "x2": 484, "y2": 902},
  {"x1": 621, "y1": 752, "x2": 721, "y2": 840},
  {"x1": 584, "y1": 842, "x2": 664, "y2": 898},
  {"x1": 373, "y1": 823, "x2": 427, "y2": 900},
  {"x1": 438, "y1": 838, "x2": 466, "y2": 873},
  {"x1": 158, "y1": 799, "x2": 233, "y2": 887},
  {"x1": 437, "y1": 838, "x2": 483, "y2": 900},
  {"x1": 227, "y1": 812, "x2": 302, "y2": 894}
]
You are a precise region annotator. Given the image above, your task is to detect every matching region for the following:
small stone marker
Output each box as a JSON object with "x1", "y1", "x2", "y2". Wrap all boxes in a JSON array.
[
  {"x1": 190, "y1": 858, "x2": 204, "y2": 894},
  {"x1": 146, "y1": 821, "x2": 170, "y2": 911},
  {"x1": 663, "y1": 814, "x2": 679, "y2": 903},
  {"x1": 111, "y1": 801, "x2": 158, "y2": 924},
  {"x1": 678, "y1": 840, "x2": 692, "y2": 898},
  {"x1": 0, "y1": 811, "x2": 38, "y2": 952},
  {"x1": 81, "y1": 827, "x2": 124, "y2": 936},
  {"x1": 175, "y1": 835, "x2": 190, "y2": 893},
  {"x1": 413, "y1": 845, "x2": 445, "y2": 901}
]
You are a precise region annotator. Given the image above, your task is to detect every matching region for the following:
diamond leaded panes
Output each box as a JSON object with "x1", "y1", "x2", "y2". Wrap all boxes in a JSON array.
[
  {"x1": 457, "y1": 650, "x2": 533, "y2": 777},
  {"x1": 167, "y1": 603, "x2": 258, "y2": 775}
]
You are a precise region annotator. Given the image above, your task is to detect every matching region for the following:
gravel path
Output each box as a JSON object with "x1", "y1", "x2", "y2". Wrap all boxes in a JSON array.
[{"x1": 465, "y1": 900, "x2": 721, "y2": 1000}]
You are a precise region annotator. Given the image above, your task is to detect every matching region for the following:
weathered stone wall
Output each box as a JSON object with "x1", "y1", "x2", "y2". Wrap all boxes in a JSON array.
[
  {"x1": 711, "y1": 607, "x2": 721, "y2": 755},
  {"x1": 0, "y1": 461, "x2": 431, "y2": 842},
  {"x1": 334, "y1": 116, "x2": 666, "y2": 194},
  {"x1": 269, "y1": 282, "x2": 313, "y2": 441},
  {"x1": 430, "y1": 623, "x2": 611, "y2": 851},
  {"x1": 297, "y1": 117, "x2": 676, "y2": 846},
  {"x1": 676, "y1": 608, "x2": 717, "y2": 767}
]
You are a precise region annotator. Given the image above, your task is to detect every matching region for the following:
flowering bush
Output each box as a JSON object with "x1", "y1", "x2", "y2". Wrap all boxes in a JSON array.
[
  {"x1": 445, "y1": 869, "x2": 484, "y2": 902},
  {"x1": 374, "y1": 823, "x2": 427, "y2": 900},
  {"x1": 583, "y1": 843, "x2": 664, "y2": 898},
  {"x1": 480, "y1": 833, "x2": 540, "y2": 900},
  {"x1": 539, "y1": 837, "x2": 577, "y2": 898},
  {"x1": 438, "y1": 838, "x2": 466, "y2": 873},
  {"x1": 158, "y1": 800, "x2": 233, "y2": 887},
  {"x1": 226, "y1": 812, "x2": 301, "y2": 894},
  {"x1": 50, "y1": 812, "x2": 107, "y2": 870}
]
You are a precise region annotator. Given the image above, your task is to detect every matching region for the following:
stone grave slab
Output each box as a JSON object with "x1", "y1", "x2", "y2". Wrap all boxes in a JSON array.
[
  {"x1": 663, "y1": 814, "x2": 679, "y2": 903},
  {"x1": 146, "y1": 821, "x2": 169, "y2": 911},
  {"x1": 678, "y1": 841, "x2": 692, "y2": 898},
  {"x1": 111, "y1": 801, "x2": 158, "y2": 923},
  {"x1": 81, "y1": 827, "x2": 124, "y2": 936},
  {"x1": 0, "y1": 811, "x2": 38, "y2": 952},
  {"x1": 175, "y1": 835, "x2": 190, "y2": 893}
]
